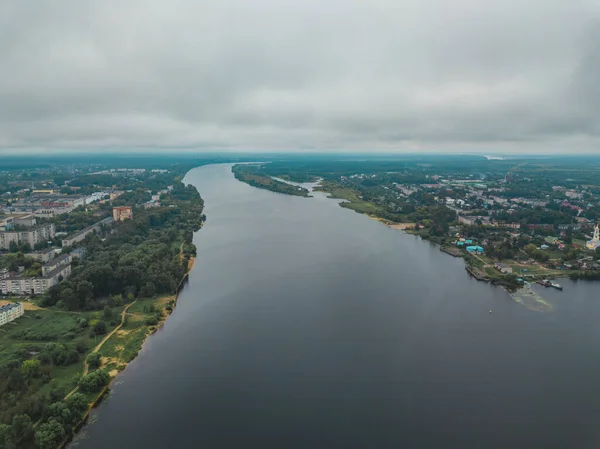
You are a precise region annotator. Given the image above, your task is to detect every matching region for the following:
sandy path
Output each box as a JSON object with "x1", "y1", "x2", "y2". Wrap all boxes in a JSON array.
[{"x1": 64, "y1": 301, "x2": 136, "y2": 399}]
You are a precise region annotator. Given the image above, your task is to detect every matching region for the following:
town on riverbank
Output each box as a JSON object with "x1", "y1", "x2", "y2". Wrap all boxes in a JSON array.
[
  {"x1": 232, "y1": 156, "x2": 600, "y2": 291},
  {"x1": 0, "y1": 158, "x2": 205, "y2": 448}
]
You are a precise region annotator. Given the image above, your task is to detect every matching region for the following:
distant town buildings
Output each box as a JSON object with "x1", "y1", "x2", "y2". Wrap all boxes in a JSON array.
[
  {"x1": 0, "y1": 302, "x2": 24, "y2": 326},
  {"x1": 113, "y1": 206, "x2": 133, "y2": 221},
  {"x1": 3, "y1": 192, "x2": 111, "y2": 217},
  {"x1": 586, "y1": 224, "x2": 600, "y2": 250},
  {"x1": 0, "y1": 213, "x2": 37, "y2": 231}
]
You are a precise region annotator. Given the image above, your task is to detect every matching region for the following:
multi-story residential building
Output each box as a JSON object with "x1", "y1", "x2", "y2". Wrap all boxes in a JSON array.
[
  {"x1": 42, "y1": 253, "x2": 72, "y2": 276},
  {"x1": 0, "y1": 263, "x2": 71, "y2": 295},
  {"x1": 0, "y1": 216, "x2": 15, "y2": 231},
  {"x1": 11, "y1": 213, "x2": 37, "y2": 227},
  {"x1": 0, "y1": 223, "x2": 55, "y2": 249},
  {"x1": 0, "y1": 303, "x2": 24, "y2": 326},
  {"x1": 30, "y1": 247, "x2": 57, "y2": 263},
  {"x1": 61, "y1": 217, "x2": 113, "y2": 247},
  {"x1": 113, "y1": 206, "x2": 133, "y2": 221}
]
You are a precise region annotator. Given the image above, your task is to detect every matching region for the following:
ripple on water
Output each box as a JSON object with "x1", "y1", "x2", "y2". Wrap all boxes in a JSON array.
[{"x1": 509, "y1": 285, "x2": 554, "y2": 312}]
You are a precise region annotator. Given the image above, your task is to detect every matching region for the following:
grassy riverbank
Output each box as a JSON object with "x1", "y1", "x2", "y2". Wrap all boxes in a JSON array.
[{"x1": 314, "y1": 180, "x2": 380, "y2": 214}]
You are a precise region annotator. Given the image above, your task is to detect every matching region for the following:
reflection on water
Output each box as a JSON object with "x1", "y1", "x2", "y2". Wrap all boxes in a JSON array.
[{"x1": 74, "y1": 164, "x2": 600, "y2": 449}]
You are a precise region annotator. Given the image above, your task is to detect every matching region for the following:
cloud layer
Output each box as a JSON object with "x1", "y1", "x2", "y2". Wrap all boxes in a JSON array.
[{"x1": 1, "y1": 0, "x2": 599, "y2": 153}]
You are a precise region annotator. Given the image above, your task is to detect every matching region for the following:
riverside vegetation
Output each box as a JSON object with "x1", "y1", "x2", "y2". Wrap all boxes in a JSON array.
[
  {"x1": 232, "y1": 157, "x2": 600, "y2": 291},
  {"x1": 232, "y1": 164, "x2": 310, "y2": 197},
  {"x1": 0, "y1": 168, "x2": 204, "y2": 449}
]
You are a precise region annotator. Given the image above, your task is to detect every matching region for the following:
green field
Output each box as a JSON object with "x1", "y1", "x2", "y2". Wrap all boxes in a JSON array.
[
  {"x1": 0, "y1": 306, "x2": 123, "y2": 399},
  {"x1": 99, "y1": 296, "x2": 174, "y2": 371},
  {"x1": 316, "y1": 182, "x2": 380, "y2": 215}
]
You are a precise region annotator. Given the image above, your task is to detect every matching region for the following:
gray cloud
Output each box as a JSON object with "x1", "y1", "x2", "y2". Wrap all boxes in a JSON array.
[{"x1": 0, "y1": 0, "x2": 599, "y2": 153}]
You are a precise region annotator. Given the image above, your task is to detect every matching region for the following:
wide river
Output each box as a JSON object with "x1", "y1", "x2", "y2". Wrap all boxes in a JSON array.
[{"x1": 75, "y1": 164, "x2": 600, "y2": 449}]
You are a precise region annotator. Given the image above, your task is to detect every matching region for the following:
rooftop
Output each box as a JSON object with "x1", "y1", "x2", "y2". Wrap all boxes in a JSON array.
[
  {"x1": 0, "y1": 302, "x2": 22, "y2": 312},
  {"x1": 43, "y1": 264, "x2": 71, "y2": 279},
  {"x1": 46, "y1": 253, "x2": 71, "y2": 266}
]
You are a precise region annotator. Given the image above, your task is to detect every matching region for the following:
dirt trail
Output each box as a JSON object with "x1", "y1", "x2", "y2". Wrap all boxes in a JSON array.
[{"x1": 64, "y1": 301, "x2": 135, "y2": 399}]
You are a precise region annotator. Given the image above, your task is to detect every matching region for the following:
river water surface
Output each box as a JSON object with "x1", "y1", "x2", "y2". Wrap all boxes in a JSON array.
[{"x1": 74, "y1": 164, "x2": 600, "y2": 449}]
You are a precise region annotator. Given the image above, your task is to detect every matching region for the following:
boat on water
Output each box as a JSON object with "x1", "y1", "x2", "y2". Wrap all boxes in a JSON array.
[
  {"x1": 536, "y1": 279, "x2": 563, "y2": 290},
  {"x1": 550, "y1": 282, "x2": 563, "y2": 291}
]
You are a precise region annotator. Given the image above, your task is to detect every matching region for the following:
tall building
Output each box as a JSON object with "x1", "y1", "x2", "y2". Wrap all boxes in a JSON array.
[
  {"x1": 0, "y1": 223, "x2": 55, "y2": 249},
  {"x1": 586, "y1": 223, "x2": 600, "y2": 250},
  {"x1": 113, "y1": 206, "x2": 133, "y2": 221}
]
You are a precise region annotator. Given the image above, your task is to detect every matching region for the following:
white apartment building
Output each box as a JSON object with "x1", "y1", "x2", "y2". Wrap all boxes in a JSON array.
[
  {"x1": 0, "y1": 223, "x2": 55, "y2": 249},
  {"x1": 0, "y1": 302, "x2": 24, "y2": 326},
  {"x1": 0, "y1": 264, "x2": 71, "y2": 295}
]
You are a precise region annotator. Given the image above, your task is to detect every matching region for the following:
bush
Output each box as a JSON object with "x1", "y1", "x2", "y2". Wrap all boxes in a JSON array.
[
  {"x1": 35, "y1": 419, "x2": 66, "y2": 449},
  {"x1": 77, "y1": 317, "x2": 89, "y2": 328},
  {"x1": 86, "y1": 353, "x2": 102, "y2": 370},
  {"x1": 62, "y1": 332, "x2": 76, "y2": 341},
  {"x1": 75, "y1": 341, "x2": 88, "y2": 354},
  {"x1": 145, "y1": 316, "x2": 158, "y2": 326},
  {"x1": 78, "y1": 370, "x2": 110, "y2": 393},
  {"x1": 92, "y1": 321, "x2": 107, "y2": 335}
]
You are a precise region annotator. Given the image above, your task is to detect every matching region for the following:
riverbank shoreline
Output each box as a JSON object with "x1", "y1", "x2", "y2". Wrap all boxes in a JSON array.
[
  {"x1": 310, "y1": 182, "x2": 588, "y2": 299},
  {"x1": 59, "y1": 252, "x2": 197, "y2": 448}
]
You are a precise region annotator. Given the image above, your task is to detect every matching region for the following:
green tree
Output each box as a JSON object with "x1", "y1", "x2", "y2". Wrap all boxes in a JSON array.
[
  {"x1": 20, "y1": 359, "x2": 41, "y2": 380},
  {"x1": 78, "y1": 370, "x2": 110, "y2": 393},
  {"x1": 0, "y1": 424, "x2": 15, "y2": 449},
  {"x1": 103, "y1": 305, "x2": 113, "y2": 321},
  {"x1": 65, "y1": 393, "x2": 89, "y2": 418},
  {"x1": 45, "y1": 402, "x2": 73, "y2": 427},
  {"x1": 35, "y1": 419, "x2": 66, "y2": 449},
  {"x1": 86, "y1": 352, "x2": 102, "y2": 370},
  {"x1": 11, "y1": 414, "x2": 34, "y2": 445},
  {"x1": 92, "y1": 321, "x2": 107, "y2": 335},
  {"x1": 60, "y1": 287, "x2": 79, "y2": 310},
  {"x1": 140, "y1": 282, "x2": 156, "y2": 297},
  {"x1": 76, "y1": 280, "x2": 94, "y2": 303},
  {"x1": 112, "y1": 293, "x2": 123, "y2": 306}
]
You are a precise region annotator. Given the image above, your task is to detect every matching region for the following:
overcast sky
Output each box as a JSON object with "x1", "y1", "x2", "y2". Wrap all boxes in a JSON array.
[{"x1": 1, "y1": 0, "x2": 599, "y2": 154}]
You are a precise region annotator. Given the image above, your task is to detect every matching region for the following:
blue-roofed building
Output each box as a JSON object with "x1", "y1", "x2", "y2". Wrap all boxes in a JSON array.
[
  {"x1": 466, "y1": 245, "x2": 484, "y2": 254},
  {"x1": 465, "y1": 239, "x2": 473, "y2": 244},
  {"x1": 456, "y1": 241, "x2": 465, "y2": 246}
]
